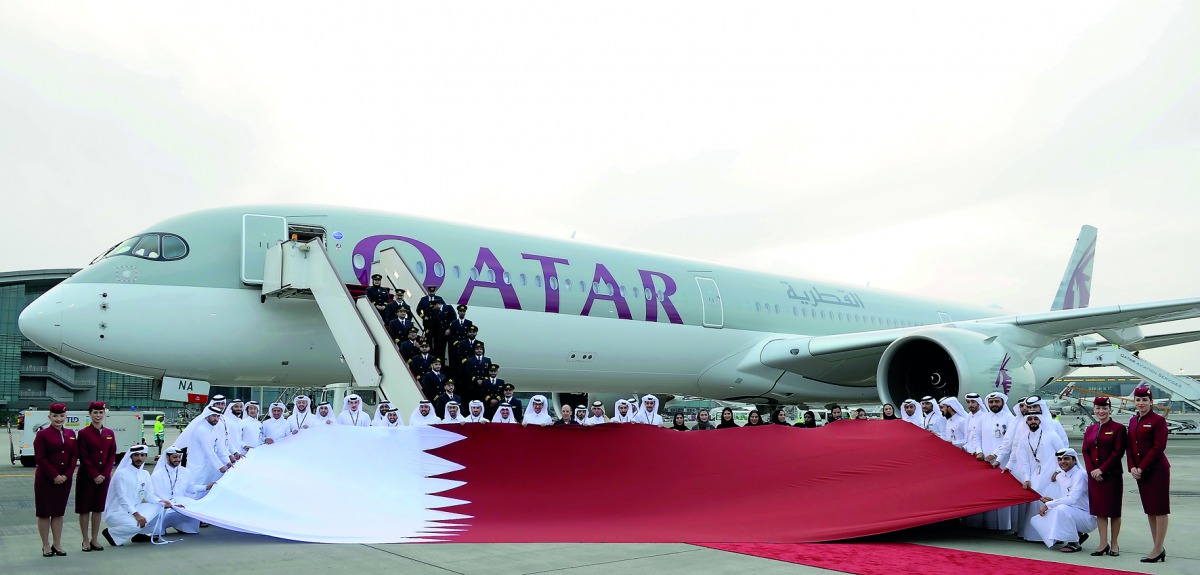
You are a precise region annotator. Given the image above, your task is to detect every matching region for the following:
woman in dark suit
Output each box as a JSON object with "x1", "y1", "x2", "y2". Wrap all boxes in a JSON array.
[
  {"x1": 34, "y1": 403, "x2": 77, "y2": 557},
  {"x1": 1081, "y1": 397, "x2": 1124, "y2": 556},
  {"x1": 1127, "y1": 385, "x2": 1169, "y2": 563}
]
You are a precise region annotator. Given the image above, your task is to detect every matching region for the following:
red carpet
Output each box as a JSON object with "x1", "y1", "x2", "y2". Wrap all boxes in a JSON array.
[
  {"x1": 430, "y1": 420, "x2": 1040, "y2": 543},
  {"x1": 695, "y1": 542, "x2": 1145, "y2": 575}
]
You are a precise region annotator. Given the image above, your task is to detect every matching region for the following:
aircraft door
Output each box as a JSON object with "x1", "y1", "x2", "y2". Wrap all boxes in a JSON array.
[
  {"x1": 242, "y1": 214, "x2": 287, "y2": 285},
  {"x1": 695, "y1": 277, "x2": 724, "y2": 328}
]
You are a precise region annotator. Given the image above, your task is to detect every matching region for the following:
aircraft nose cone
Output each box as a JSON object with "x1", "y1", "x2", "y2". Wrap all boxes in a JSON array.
[{"x1": 19, "y1": 293, "x2": 62, "y2": 354}]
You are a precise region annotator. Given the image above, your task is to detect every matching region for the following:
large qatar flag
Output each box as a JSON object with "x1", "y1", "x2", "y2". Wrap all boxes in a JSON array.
[{"x1": 178, "y1": 421, "x2": 1038, "y2": 543}]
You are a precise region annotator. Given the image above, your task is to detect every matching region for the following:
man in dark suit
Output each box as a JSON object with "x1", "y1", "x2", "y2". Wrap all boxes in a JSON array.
[
  {"x1": 387, "y1": 307, "x2": 416, "y2": 343},
  {"x1": 419, "y1": 358, "x2": 449, "y2": 400},
  {"x1": 462, "y1": 343, "x2": 492, "y2": 384},
  {"x1": 416, "y1": 285, "x2": 445, "y2": 320},
  {"x1": 407, "y1": 340, "x2": 436, "y2": 378},
  {"x1": 433, "y1": 380, "x2": 463, "y2": 420}
]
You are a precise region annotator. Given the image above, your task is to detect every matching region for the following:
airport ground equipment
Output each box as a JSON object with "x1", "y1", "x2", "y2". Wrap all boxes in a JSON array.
[
  {"x1": 1069, "y1": 343, "x2": 1200, "y2": 414},
  {"x1": 12, "y1": 410, "x2": 144, "y2": 467}
]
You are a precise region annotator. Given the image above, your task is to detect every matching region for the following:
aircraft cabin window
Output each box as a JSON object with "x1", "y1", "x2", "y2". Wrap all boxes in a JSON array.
[
  {"x1": 657, "y1": 290, "x2": 664, "y2": 302},
  {"x1": 592, "y1": 282, "x2": 600, "y2": 294},
  {"x1": 434, "y1": 262, "x2": 445, "y2": 278},
  {"x1": 565, "y1": 278, "x2": 573, "y2": 291},
  {"x1": 470, "y1": 267, "x2": 479, "y2": 280},
  {"x1": 755, "y1": 302, "x2": 761, "y2": 312},
  {"x1": 519, "y1": 273, "x2": 527, "y2": 286},
  {"x1": 549, "y1": 276, "x2": 559, "y2": 291},
  {"x1": 415, "y1": 261, "x2": 426, "y2": 276},
  {"x1": 774, "y1": 304, "x2": 780, "y2": 314},
  {"x1": 487, "y1": 269, "x2": 496, "y2": 282},
  {"x1": 620, "y1": 285, "x2": 627, "y2": 297},
  {"x1": 579, "y1": 280, "x2": 586, "y2": 293},
  {"x1": 502, "y1": 271, "x2": 511, "y2": 285},
  {"x1": 535, "y1": 274, "x2": 543, "y2": 288},
  {"x1": 820, "y1": 310, "x2": 826, "y2": 319},
  {"x1": 452, "y1": 265, "x2": 462, "y2": 279}
]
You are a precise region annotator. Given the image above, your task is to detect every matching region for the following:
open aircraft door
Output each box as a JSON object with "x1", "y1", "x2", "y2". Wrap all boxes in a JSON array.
[
  {"x1": 696, "y1": 277, "x2": 724, "y2": 328},
  {"x1": 242, "y1": 214, "x2": 287, "y2": 285}
]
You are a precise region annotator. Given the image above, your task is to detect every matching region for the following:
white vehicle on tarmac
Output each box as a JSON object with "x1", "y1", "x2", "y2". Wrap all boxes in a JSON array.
[{"x1": 10, "y1": 409, "x2": 145, "y2": 468}]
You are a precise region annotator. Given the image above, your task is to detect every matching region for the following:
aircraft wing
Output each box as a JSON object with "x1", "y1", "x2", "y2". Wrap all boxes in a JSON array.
[{"x1": 801, "y1": 296, "x2": 1200, "y2": 357}]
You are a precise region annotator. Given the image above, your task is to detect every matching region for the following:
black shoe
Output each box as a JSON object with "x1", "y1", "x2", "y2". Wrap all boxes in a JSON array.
[
  {"x1": 1140, "y1": 550, "x2": 1166, "y2": 563},
  {"x1": 1078, "y1": 532, "x2": 1089, "y2": 545},
  {"x1": 1089, "y1": 545, "x2": 1109, "y2": 556},
  {"x1": 101, "y1": 528, "x2": 116, "y2": 547},
  {"x1": 1060, "y1": 542, "x2": 1082, "y2": 553},
  {"x1": 130, "y1": 534, "x2": 152, "y2": 543},
  {"x1": 81, "y1": 545, "x2": 92, "y2": 553},
  {"x1": 43, "y1": 549, "x2": 54, "y2": 558},
  {"x1": 1108, "y1": 547, "x2": 1120, "y2": 557},
  {"x1": 51, "y1": 547, "x2": 66, "y2": 557},
  {"x1": 88, "y1": 542, "x2": 104, "y2": 551}
]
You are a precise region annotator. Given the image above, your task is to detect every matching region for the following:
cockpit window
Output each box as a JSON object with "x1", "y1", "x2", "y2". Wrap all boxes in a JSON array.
[{"x1": 93, "y1": 233, "x2": 190, "y2": 263}]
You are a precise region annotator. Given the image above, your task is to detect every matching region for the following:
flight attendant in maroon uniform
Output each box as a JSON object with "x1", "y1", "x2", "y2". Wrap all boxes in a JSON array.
[
  {"x1": 1127, "y1": 385, "x2": 1169, "y2": 563},
  {"x1": 1081, "y1": 396, "x2": 1125, "y2": 556},
  {"x1": 34, "y1": 403, "x2": 77, "y2": 557},
  {"x1": 75, "y1": 401, "x2": 116, "y2": 552}
]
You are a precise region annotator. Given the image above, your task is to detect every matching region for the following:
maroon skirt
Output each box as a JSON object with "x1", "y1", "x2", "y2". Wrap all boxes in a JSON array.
[
  {"x1": 1087, "y1": 472, "x2": 1123, "y2": 518},
  {"x1": 34, "y1": 477, "x2": 72, "y2": 518},
  {"x1": 1135, "y1": 464, "x2": 1170, "y2": 515},
  {"x1": 74, "y1": 476, "x2": 109, "y2": 513}
]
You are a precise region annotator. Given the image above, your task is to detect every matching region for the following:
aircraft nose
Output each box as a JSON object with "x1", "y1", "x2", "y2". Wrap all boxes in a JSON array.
[{"x1": 19, "y1": 292, "x2": 62, "y2": 354}]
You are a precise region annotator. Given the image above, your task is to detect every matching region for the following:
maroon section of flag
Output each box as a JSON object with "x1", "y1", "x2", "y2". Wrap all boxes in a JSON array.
[
  {"x1": 430, "y1": 421, "x2": 1038, "y2": 543},
  {"x1": 187, "y1": 393, "x2": 209, "y2": 403}
]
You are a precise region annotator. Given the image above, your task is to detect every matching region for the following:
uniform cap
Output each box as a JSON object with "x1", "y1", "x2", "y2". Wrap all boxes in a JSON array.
[
  {"x1": 49, "y1": 403, "x2": 67, "y2": 414},
  {"x1": 1133, "y1": 384, "x2": 1153, "y2": 398},
  {"x1": 489, "y1": 363, "x2": 500, "y2": 370},
  {"x1": 1093, "y1": 396, "x2": 1111, "y2": 407},
  {"x1": 457, "y1": 304, "x2": 468, "y2": 312},
  {"x1": 88, "y1": 401, "x2": 106, "y2": 411},
  {"x1": 372, "y1": 274, "x2": 383, "y2": 280}
]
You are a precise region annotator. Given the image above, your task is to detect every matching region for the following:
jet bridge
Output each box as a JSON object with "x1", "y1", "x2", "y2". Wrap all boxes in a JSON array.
[
  {"x1": 260, "y1": 239, "x2": 427, "y2": 412},
  {"x1": 1071, "y1": 343, "x2": 1200, "y2": 413}
]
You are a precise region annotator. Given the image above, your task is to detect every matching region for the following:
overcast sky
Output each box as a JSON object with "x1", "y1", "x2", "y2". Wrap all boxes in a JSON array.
[{"x1": 3, "y1": 1, "x2": 1198, "y2": 373}]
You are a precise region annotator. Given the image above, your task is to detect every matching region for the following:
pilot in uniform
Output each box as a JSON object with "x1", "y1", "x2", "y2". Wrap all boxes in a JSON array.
[
  {"x1": 419, "y1": 357, "x2": 449, "y2": 400},
  {"x1": 365, "y1": 274, "x2": 391, "y2": 312},
  {"x1": 416, "y1": 285, "x2": 446, "y2": 321},
  {"x1": 408, "y1": 340, "x2": 436, "y2": 378},
  {"x1": 383, "y1": 288, "x2": 411, "y2": 320},
  {"x1": 422, "y1": 300, "x2": 448, "y2": 360},
  {"x1": 387, "y1": 307, "x2": 416, "y2": 343}
]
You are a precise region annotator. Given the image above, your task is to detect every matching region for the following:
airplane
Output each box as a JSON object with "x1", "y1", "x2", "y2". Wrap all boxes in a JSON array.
[{"x1": 18, "y1": 205, "x2": 1200, "y2": 410}]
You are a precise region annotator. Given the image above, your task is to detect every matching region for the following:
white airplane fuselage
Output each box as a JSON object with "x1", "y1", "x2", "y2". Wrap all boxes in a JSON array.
[{"x1": 19, "y1": 205, "x2": 1073, "y2": 404}]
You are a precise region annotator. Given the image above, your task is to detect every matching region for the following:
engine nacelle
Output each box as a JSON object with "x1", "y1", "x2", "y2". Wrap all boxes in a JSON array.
[{"x1": 876, "y1": 327, "x2": 1036, "y2": 406}]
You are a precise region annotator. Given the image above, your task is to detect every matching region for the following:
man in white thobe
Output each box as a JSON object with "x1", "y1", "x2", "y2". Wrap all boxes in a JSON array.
[
  {"x1": 261, "y1": 402, "x2": 297, "y2": 444},
  {"x1": 100, "y1": 445, "x2": 159, "y2": 547},
  {"x1": 337, "y1": 394, "x2": 372, "y2": 427},
  {"x1": 185, "y1": 406, "x2": 235, "y2": 487},
  {"x1": 522, "y1": 395, "x2": 553, "y2": 426},
  {"x1": 1029, "y1": 448, "x2": 1097, "y2": 551},
  {"x1": 938, "y1": 397, "x2": 969, "y2": 450},
  {"x1": 221, "y1": 399, "x2": 246, "y2": 461},
  {"x1": 464, "y1": 400, "x2": 488, "y2": 423},
  {"x1": 611, "y1": 399, "x2": 636, "y2": 423},
  {"x1": 963, "y1": 393, "x2": 985, "y2": 457},
  {"x1": 900, "y1": 399, "x2": 921, "y2": 426},
  {"x1": 633, "y1": 395, "x2": 663, "y2": 426},
  {"x1": 918, "y1": 396, "x2": 947, "y2": 437},
  {"x1": 150, "y1": 447, "x2": 210, "y2": 536},
  {"x1": 584, "y1": 401, "x2": 610, "y2": 426},
  {"x1": 491, "y1": 403, "x2": 518, "y2": 424},
  {"x1": 288, "y1": 395, "x2": 316, "y2": 433},
  {"x1": 239, "y1": 401, "x2": 263, "y2": 454},
  {"x1": 1005, "y1": 412, "x2": 1067, "y2": 542},
  {"x1": 442, "y1": 401, "x2": 468, "y2": 424},
  {"x1": 315, "y1": 401, "x2": 337, "y2": 425},
  {"x1": 409, "y1": 400, "x2": 442, "y2": 426},
  {"x1": 977, "y1": 392, "x2": 1016, "y2": 531},
  {"x1": 374, "y1": 407, "x2": 404, "y2": 427}
]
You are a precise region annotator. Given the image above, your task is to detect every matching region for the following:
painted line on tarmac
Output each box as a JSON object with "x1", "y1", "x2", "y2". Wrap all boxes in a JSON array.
[{"x1": 0, "y1": 474, "x2": 34, "y2": 477}]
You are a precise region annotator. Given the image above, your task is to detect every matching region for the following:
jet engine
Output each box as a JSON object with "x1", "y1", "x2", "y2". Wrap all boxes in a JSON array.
[{"x1": 876, "y1": 327, "x2": 1035, "y2": 406}]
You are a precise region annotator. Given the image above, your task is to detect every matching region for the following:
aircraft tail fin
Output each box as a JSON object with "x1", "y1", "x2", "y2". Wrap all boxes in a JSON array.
[{"x1": 1051, "y1": 225, "x2": 1097, "y2": 311}]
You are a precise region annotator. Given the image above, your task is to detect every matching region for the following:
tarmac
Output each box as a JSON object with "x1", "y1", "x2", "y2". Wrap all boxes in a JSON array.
[{"x1": 1, "y1": 426, "x2": 1193, "y2": 574}]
